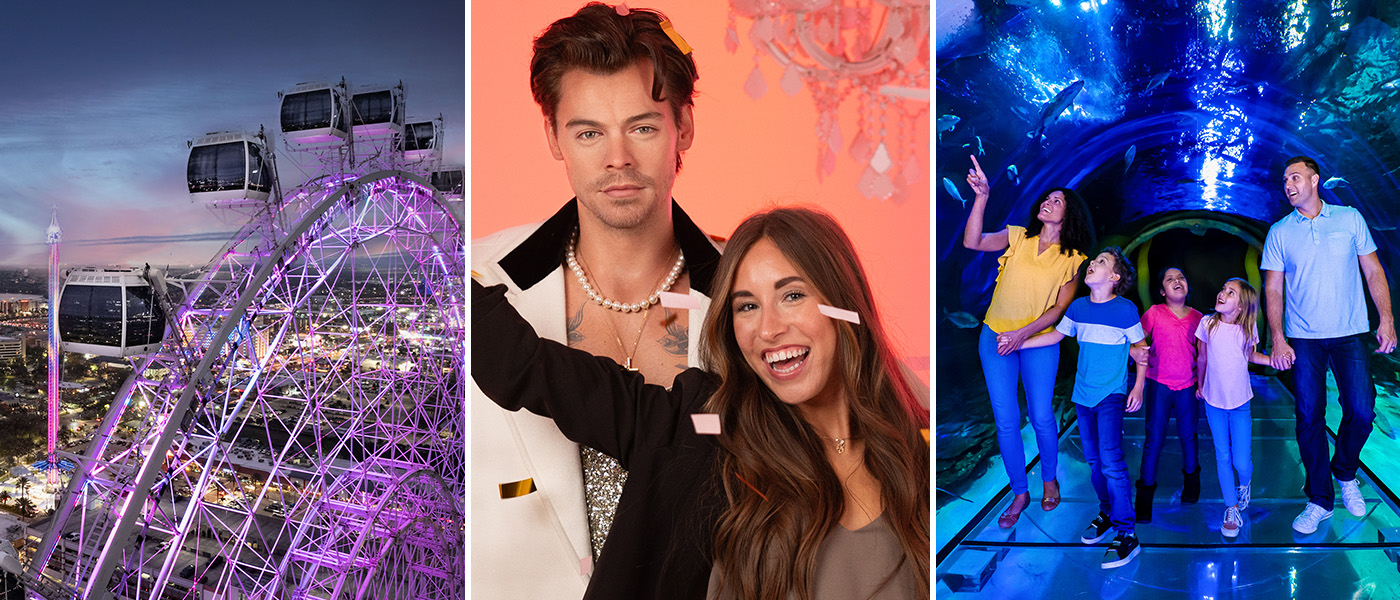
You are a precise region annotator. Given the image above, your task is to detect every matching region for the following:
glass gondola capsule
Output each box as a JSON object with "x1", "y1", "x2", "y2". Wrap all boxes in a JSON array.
[
  {"x1": 403, "y1": 118, "x2": 442, "y2": 161},
  {"x1": 187, "y1": 132, "x2": 273, "y2": 205},
  {"x1": 280, "y1": 81, "x2": 348, "y2": 144},
  {"x1": 430, "y1": 167, "x2": 463, "y2": 200},
  {"x1": 351, "y1": 83, "x2": 405, "y2": 139},
  {"x1": 58, "y1": 267, "x2": 167, "y2": 357}
]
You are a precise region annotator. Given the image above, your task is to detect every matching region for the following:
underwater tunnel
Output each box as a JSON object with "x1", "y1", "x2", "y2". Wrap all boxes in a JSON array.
[{"x1": 935, "y1": 1, "x2": 1400, "y2": 597}]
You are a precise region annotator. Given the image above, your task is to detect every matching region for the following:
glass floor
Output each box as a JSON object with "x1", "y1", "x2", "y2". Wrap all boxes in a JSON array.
[{"x1": 936, "y1": 373, "x2": 1400, "y2": 599}]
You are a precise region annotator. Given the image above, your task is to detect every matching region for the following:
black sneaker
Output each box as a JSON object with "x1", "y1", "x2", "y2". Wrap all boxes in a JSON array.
[
  {"x1": 1081, "y1": 512, "x2": 1112, "y2": 544},
  {"x1": 1102, "y1": 532, "x2": 1141, "y2": 569}
]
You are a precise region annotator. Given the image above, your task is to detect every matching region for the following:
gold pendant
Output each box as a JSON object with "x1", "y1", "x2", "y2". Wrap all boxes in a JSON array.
[
  {"x1": 835, "y1": 438, "x2": 846, "y2": 454},
  {"x1": 623, "y1": 357, "x2": 637, "y2": 372}
]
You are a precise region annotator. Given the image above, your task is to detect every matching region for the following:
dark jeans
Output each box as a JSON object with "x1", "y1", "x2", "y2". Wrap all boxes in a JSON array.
[
  {"x1": 1076, "y1": 394, "x2": 1134, "y2": 534},
  {"x1": 1140, "y1": 378, "x2": 1200, "y2": 485},
  {"x1": 1292, "y1": 334, "x2": 1375, "y2": 511}
]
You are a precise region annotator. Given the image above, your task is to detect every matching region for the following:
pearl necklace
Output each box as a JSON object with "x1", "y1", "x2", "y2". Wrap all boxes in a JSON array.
[{"x1": 566, "y1": 227, "x2": 685, "y2": 313}]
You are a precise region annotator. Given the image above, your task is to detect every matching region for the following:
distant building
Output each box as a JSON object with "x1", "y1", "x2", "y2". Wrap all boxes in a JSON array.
[{"x1": 0, "y1": 336, "x2": 24, "y2": 361}]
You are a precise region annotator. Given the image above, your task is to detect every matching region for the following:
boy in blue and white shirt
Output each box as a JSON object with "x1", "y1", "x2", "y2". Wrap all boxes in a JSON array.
[{"x1": 1020, "y1": 246, "x2": 1146, "y2": 568}]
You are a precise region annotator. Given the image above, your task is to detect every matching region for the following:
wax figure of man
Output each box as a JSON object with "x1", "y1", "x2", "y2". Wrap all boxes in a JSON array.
[
  {"x1": 470, "y1": 3, "x2": 723, "y2": 597},
  {"x1": 1261, "y1": 155, "x2": 1396, "y2": 535}
]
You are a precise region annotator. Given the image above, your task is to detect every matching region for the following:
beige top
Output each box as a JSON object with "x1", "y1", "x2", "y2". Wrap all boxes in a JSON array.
[{"x1": 706, "y1": 515, "x2": 921, "y2": 599}]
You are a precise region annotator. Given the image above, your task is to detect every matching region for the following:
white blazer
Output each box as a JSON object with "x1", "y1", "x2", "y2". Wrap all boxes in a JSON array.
[{"x1": 469, "y1": 200, "x2": 721, "y2": 598}]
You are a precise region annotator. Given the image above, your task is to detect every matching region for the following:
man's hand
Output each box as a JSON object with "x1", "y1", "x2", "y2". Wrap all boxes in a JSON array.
[
  {"x1": 1376, "y1": 322, "x2": 1397, "y2": 354},
  {"x1": 1271, "y1": 338, "x2": 1295, "y2": 370}
]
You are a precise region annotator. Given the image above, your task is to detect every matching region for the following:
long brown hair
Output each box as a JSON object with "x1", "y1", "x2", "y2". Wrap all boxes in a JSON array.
[{"x1": 700, "y1": 207, "x2": 930, "y2": 599}]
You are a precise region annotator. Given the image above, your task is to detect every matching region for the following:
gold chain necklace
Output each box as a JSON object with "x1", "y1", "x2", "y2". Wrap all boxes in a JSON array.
[
  {"x1": 608, "y1": 305, "x2": 650, "y2": 371},
  {"x1": 818, "y1": 434, "x2": 859, "y2": 454}
]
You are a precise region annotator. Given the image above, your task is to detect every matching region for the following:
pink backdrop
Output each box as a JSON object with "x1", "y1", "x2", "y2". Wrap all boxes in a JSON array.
[{"x1": 470, "y1": 1, "x2": 930, "y2": 380}]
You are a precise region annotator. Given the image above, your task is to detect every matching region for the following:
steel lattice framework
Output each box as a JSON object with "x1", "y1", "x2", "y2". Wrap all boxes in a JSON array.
[{"x1": 24, "y1": 170, "x2": 465, "y2": 600}]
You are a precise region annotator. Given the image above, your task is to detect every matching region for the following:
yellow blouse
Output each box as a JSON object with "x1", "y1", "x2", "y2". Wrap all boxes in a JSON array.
[{"x1": 983, "y1": 225, "x2": 1086, "y2": 334}]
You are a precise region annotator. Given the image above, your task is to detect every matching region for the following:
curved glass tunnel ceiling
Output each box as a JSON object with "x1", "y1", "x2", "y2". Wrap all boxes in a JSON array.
[{"x1": 937, "y1": 0, "x2": 1400, "y2": 311}]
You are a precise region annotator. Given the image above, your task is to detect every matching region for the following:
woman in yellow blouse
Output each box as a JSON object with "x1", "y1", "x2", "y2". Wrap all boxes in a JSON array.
[{"x1": 962, "y1": 156, "x2": 1094, "y2": 528}]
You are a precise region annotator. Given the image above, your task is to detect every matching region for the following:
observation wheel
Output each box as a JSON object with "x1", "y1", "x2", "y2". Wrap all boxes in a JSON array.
[{"x1": 26, "y1": 171, "x2": 464, "y2": 600}]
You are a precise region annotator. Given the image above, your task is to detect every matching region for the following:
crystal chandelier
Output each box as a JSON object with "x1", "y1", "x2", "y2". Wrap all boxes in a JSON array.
[{"x1": 726, "y1": 0, "x2": 930, "y2": 202}]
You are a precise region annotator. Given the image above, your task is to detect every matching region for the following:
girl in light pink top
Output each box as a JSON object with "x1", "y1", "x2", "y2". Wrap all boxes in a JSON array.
[{"x1": 1196, "y1": 278, "x2": 1277, "y2": 538}]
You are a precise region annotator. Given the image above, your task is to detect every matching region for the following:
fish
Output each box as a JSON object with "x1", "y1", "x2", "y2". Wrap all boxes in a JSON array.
[
  {"x1": 935, "y1": 487, "x2": 974, "y2": 503},
  {"x1": 1006, "y1": 164, "x2": 1021, "y2": 186},
  {"x1": 1032, "y1": 80, "x2": 1085, "y2": 139},
  {"x1": 938, "y1": 114, "x2": 961, "y2": 134},
  {"x1": 1371, "y1": 225, "x2": 1397, "y2": 232},
  {"x1": 1383, "y1": 78, "x2": 1400, "y2": 90},
  {"x1": 943, "y1": 177, "x2": 967, "y2": 207},
  {"x1": 1145, "y1": 71, "x2": 1170, "y2": 93},
  {"x1": 943, "y1": 308, "x2": 980, "y2": 329},
  {"x1": 1124, "y1": 144, "x2": 1137, "y2": 174},
  {"x1": 1323, "y1": 176, "x2": 1349, "y2": 189},
  {"x1": 962, "y1": 135, "x2": 985, "y2": 156}
]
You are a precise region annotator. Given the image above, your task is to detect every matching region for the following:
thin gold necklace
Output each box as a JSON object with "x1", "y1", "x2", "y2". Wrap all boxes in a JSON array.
[
  {"x1": 576, "y1": 246, "x2": 669, "y2": 372},
  {"x1": 818, "y1": 434, "x2": 859, "y2": 454},
  {"x1": 608, "y1": 305, "x2": 650, "y2": 371}
]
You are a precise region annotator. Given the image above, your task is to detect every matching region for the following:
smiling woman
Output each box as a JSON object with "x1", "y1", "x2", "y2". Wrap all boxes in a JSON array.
[
  {"x1": 960, "y1": 155, "x2": 1096, "y2": 528},
  {"x1": 472, "y1": 206, "x2": 929, "y2": 600}
]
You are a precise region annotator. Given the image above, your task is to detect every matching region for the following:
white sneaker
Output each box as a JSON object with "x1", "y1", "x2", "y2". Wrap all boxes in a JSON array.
[
  {"x1": 1236, "y1": 484, "x2": 1250, "y2": 511},
  {"x1": 1221, "y1": 505, "x2": 1242, "y2": 538},
  {"x1": 1338, "y1": 479, "x2": 1366, "y2": 517},
  {"x1": 1292, "y1": 502, "x2": 1333, "y2": 534}
]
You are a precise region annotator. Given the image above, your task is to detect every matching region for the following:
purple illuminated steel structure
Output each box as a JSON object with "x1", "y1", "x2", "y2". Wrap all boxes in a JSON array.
[{"x1": 23, "y1": 81, "x2": 463, "y2": 600}]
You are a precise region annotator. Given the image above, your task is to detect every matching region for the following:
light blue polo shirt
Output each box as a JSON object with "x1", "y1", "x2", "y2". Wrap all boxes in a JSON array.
[
  {"x1": 1057, "y1": 295, "x2": 1145, "y2": 407},
  {"x1": 1260, "y1": 202, "x2": 1377, "y2": 339}
]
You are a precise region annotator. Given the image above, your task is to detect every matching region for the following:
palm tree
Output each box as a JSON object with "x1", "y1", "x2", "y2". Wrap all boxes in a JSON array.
[
  {"x1": 0, "y1": 489, "x2": 10, "y2": 505},
  {"x1": 15, "y1": 497, "x2": 35, "y2": 518},
  {"x1": 16, "y1": 476, "x2": 30, "y2": 500}
]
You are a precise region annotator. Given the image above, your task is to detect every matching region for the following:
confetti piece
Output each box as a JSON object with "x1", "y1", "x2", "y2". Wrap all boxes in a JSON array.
[
  {"x1": 818, "y1": 304, "x2": 860, "y2": 324},
  {"x1": 470, "y1": 270, "x2": 483, "y2": 279},
  {"x1": 921, "y1": 428, "x2": 930, "y2": 443},
  {"x1": 498, "y1": 478, "x2": 537, "y2": 499},
  {"x1": 691, "y1": 413, "x2": 722, "y2": 435},
  {"x1": 659, "y1": 19, "x2": 693, "y2": 55},
  {"x1": 614, "y1": 3, "x2": 629, "y2": 16},
  {"x1": 659, "y1": 291, "x2": 701, "y2": 310},
  {"x1": 580, "y1": 555, "x2": 594, "y2": 576}
]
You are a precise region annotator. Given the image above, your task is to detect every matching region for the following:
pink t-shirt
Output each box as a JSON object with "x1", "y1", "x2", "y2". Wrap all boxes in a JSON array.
[
  {"x1": 1142, "y1": 304, "x2": 1203, "y2": 390},
  {"x1": 1195, "y1": 317, "x2": 1257, "y2": 410}
]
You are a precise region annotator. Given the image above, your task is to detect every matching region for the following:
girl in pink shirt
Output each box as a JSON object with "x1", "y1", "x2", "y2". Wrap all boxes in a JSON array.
[
  {"x1": 1196, "y1": 278, "x2": 1276, "y2": 537},
  {"x1": 1135, "y1": 268, "x2": 1204, "y2": 523}
]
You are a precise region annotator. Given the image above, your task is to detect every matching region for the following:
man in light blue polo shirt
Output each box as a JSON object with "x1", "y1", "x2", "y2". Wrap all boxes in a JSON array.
[{"x1": 1261, "y1": 155, "x2": 1396, "y2": 535}]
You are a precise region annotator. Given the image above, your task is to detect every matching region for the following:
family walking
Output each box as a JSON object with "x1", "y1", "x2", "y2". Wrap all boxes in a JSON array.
[{"x1": 963, "y1": 153, "x2": 1395, "y2": 568}]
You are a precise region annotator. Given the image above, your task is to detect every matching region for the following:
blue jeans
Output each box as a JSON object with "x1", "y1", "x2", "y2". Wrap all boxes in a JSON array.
[
  {"x1": 1140, "y1": 378, "x2": 1200, "y2": 485},
  {"x1": 979, "y1": 325, "x2": 1061, "y2": 495},
  {"x1": 1076, "y1": 394, "x2": 1134, "y2": 534},
  {"x1": 1292, "y1": 334, "x2": 1375, "y2": 511},
  {"x1": 1205, "y1": 401, "x2": 1253, "y2": 507}
]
